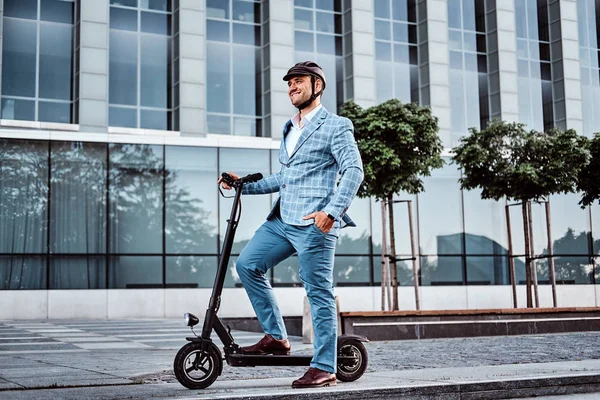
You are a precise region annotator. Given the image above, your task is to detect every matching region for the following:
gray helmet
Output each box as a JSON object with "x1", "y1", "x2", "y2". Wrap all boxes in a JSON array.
[{"x1": 283, "y1": 61, "x2": 326, "y2": 110}]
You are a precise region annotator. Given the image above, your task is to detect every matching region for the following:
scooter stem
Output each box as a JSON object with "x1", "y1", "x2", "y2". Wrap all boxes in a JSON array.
[{"x1": 201, "y1": 185, "x2": 243, "y2": 340}]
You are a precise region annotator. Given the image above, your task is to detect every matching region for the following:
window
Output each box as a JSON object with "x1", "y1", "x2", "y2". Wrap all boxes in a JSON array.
[
  {"x1": 294, "y1": 0, "x2": 344, "y2": 113},
  {"x1": 374, "y1": 0, "x2": 419, "y2": 105},
  {"x1": 206, "y1": 0, "x2": 262, "y2": 136},
  {"x1": 109, "y1": 0, "x2": 174, "y2": 130},
  {"x1": 515, "y1": 0, "x2": 553, "y2": 131},
  {"x1": 448, "y1": 0, "x2": 489, "y2": 145},
  {"x1": 578, "y1": 0, "x2": 600, "y2": 137},
  {"x1": 1, "y1": 0, "x2": 76, "y2": 123}
]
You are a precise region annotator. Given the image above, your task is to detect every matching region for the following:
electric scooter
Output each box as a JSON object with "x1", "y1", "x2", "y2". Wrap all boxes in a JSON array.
[{"x1": 173, "y1": 172, "x2": 369, "y2": 389}]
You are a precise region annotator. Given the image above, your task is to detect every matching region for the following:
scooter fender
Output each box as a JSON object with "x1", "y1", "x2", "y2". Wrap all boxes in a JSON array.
[{"x1": 337, "y1": 334, "x2": 369, "y2": 347}]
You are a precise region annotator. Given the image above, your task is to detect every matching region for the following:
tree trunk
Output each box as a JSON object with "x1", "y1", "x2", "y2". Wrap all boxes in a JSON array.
[
  {"x1": 545, "y1": 201, "x2": 557, "y2": 307},
  {"x1": 407, "y1": 200, "x2": 420, "y2": 310},
  {"x1": 387, "y1": 194, "x2": 399, "y2": 311},
  {"x1": 505, "y1": 204, "x2": 517, "y2": 308},
  {"x1": 380, "y1": 201, "x2": 391, "y2": 311},
  {"x1": 527, "y1": 201, "x2": 539, "y2": 307},
  {"x1": 522, "y1": 201, "x2": 533, "y2": 308}
]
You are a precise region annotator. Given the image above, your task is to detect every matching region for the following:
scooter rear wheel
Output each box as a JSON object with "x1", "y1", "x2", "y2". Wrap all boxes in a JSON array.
[
  {"x1": 174, "y1": 342, "x2": 222, "y2": 389},
  {"x1": 336, "y1": 339, "x2": 368, "y2": 382}
]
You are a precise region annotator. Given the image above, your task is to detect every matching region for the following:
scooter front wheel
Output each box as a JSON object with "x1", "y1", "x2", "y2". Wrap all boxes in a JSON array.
[
  {"x1": 174, "y1": 342, "x2": 222, "y2": 389},
  {"x1": 336, "y1": 339, "x2": 368, "y2": 382}
]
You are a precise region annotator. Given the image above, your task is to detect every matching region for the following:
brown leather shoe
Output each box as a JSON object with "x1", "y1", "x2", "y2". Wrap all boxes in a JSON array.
[
  {"x1": 240, "y1": 334, "x2": 291, "y2": 355},
  {"x1": 292, "y1": 367, "x2": 337, "y2": 389}
]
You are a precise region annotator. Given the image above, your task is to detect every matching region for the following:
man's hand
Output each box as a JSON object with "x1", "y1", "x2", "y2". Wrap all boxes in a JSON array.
[
  {"x1": 217, "y1": 172, "x2": 240, "y2": 190},
  {"x1": 303, "y1": 211, "x2": 334, "y2": 233}
]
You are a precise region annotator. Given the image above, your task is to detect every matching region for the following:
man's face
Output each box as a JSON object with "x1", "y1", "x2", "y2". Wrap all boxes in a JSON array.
[{"x1": 287, "y1": 75, "x2": 321, "y2": 107}]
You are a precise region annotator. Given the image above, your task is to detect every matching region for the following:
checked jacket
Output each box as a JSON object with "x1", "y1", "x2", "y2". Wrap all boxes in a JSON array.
[{"x1": 242, "y1": 106, "x2": 364, "y2": 227}]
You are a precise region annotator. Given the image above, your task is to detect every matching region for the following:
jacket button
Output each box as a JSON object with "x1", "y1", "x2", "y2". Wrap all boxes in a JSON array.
[{"x1": 282, "y1": 184, "x2": 286, "y2": 188}]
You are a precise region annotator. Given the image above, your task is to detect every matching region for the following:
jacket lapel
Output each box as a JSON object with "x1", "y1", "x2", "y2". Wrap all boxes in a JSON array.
[
  {"x1": 280, "y1": 120, "x2": 293, "y2": 163},
  {"x1": 289, "y1": 107, "x2": 328, "y2": 160}
]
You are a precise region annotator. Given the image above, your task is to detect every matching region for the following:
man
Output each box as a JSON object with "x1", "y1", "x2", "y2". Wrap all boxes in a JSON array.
[{"x1": 218, "y1": 61, "x2": 363, "y2": 388}]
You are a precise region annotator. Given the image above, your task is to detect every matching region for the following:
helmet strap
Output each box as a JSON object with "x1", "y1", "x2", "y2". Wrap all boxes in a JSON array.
[{"x1": 297, "y1": 75, "x2": 323, "y2": 110}]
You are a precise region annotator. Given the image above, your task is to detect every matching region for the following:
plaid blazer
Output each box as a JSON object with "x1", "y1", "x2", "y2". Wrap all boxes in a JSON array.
[{"x1": 243, "y1": 106, "x2": 364, "y2": 227}]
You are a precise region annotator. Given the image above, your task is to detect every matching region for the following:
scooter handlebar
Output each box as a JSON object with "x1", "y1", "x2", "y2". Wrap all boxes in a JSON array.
[{"x1": 221, "y1": 172, "x2": 263, "y2": 187}]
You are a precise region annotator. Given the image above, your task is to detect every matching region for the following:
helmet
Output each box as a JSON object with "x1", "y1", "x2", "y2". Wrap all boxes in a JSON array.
[
  {"x1": 283, "y1": 61, "x2": 326, "y2": 110},
  {"x1": 283, "y1": 61, "x2": 327, "y2": 89}
]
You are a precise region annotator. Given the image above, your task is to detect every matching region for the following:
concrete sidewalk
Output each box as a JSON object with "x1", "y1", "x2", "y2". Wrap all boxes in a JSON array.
[{"x1": 1, "y1": 319, "x2": 599, "y2": 399}]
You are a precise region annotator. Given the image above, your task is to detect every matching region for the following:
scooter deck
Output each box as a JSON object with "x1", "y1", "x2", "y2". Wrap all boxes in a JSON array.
[{"x1": 226, "y1": 353, "x2": 311, "y2": 367}]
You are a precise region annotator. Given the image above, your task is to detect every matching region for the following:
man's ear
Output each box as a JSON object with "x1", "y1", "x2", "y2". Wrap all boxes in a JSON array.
[{"x1": 316, "y1": 78, "x2": 324, "y2": 93}]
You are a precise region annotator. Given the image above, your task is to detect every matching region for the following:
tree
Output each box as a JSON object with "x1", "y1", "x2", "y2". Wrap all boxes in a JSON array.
[
  {"x1": 452, "y1": 121, "x2": 589, "y2": 307},
  {"x1": 577, "y1": 132, "x2": 600, "y2": 208},
  {"x1": 340, "y1": 99, "x2": 444, "y2": 310}
]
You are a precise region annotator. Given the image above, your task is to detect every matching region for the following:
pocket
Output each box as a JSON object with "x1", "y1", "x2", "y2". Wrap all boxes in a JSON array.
[
  {"x1": 298, "y1": 187, "x2": 329, "y2": 198},
  {"x1": 311, "y1": 223, "x2": 326, "y2": 235}
]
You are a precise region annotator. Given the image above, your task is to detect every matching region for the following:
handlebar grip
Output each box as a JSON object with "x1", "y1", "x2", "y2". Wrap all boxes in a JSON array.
[{"x1": 241, "y1": 173, "x2": 263, "y2": 183}]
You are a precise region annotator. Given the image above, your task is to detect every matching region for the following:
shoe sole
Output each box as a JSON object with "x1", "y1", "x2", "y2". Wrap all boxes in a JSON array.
[
  {"x1": 292, "y1": 381, "x2": 337, "y2": 389},
  {"x1": 242, "y1": 350, "x2": 291, "y2": 356}
]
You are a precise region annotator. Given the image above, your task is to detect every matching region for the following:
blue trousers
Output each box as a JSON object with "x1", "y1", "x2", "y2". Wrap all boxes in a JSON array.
[{"x1": 236, "y1": 215, "x2": 339, "y2": 373}]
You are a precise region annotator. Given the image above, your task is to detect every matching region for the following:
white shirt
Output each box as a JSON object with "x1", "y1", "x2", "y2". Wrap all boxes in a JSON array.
[{"x1": 286, "y1": 104, "x2": 323, "y2": 156}]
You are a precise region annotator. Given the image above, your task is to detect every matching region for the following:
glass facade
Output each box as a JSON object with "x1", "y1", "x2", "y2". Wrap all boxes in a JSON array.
[
  {"x1": 515, "y1": 0, "x2": 554, "y2": 131},
  {"x1": 1, "y1": 0, "x2": 76, "y2": 123},
  {"x1": 294, "y1": 0, "x2": 344, "y2": 113},
  {"x1": 1, "y1": 1, "x2": 599, "y2": 296},
  {"x1": 578, "y1": 0, "x2": 600, "y2": 137},
  {"x1": 108, "y1": 0, "x2": 174, "y2": 130},
  {"x1": 206, "y1": 0, "x2": 262, "y2": 136},
  {"x1": 448, "y1": 0, "x2": 489, "y2": 144},
  {"x1": 374, "y1": 0, "x2": 419, "y2": 105}
]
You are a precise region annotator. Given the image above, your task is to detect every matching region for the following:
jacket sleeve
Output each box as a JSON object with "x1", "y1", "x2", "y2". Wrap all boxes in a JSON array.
[
  {"x1": 241, "y1": 171, "x2": 282, "y2": 195},
  {"x1": 322, "y1": 118, "x2": 364, "y2": 220}
]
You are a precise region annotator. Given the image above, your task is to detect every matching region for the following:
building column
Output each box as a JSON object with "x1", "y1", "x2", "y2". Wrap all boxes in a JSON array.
[
  {"x1": 0, "y1": 1, "x2": 3, "y2": 98},
  {"x1": 350, "y1": 0, "x2": 376, "y2": 109},
  {"x1": 78, "y1": 0, "x2": 109, "y2": 132},
  {"x1": 487, "y1": 0, "x2": 519, "y2": 124},
  {"x1": 178, "y1": 0, "x2": 206, "y2": 136},
  {"x1": 268, "y1": 0, "x2": 295, "y2": 140},
  {"x1": 422, "y1": 0, "x2": 452, "y2": 147},
  {"x1": 553, "y1": 0, "x2": 583, "y2": 132}
]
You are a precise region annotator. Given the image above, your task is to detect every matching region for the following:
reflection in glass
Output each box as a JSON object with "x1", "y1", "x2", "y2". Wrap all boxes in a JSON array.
[
  {"x1": 50, "y1": 257, "x2": 106, "y2": 289},
  {"x1": 417, "y1": 163, "x2": 463, "y2": 255},
  {"x1": 108, "y1": 256, "x2": 162, "y2": 288},
  {"x1": 334, "y1": 256, "x2": 370, "y2": 285},
  {"x1": 466, "y1": 256, "x2": 509, "y2": 285},
  {"x1": 335, "y1": 197, "x2": 370, "y2": 255},
  {"x1": 50, "y1": 142, "x2": 107, "y2": 254},
  {"x1": 219, "y1": 149, "x2": 271, "y2": 254},
  {"x1": 40, "y1": 19, "x2": 74, "y2": 95},
  {"x1": 166, "y1": 256, "x2": 218, "y2": 288},
  {"x1": 39, "y1": 102, "x2": 71, "y2": 124},
  {"x1": 207, "y1": 0, "x2": 229, "y2": 19},
  {"x1": 0, "y1": 140, "x2": 49, "y2": 254},
  {"x1": 165, "y1": 146, "x2": 218, "y2": 254},
  {"x1": 233, "y1": 46, "x2": 258, "y2": 115},
  {"x1": 140, "y1": 109, "x2": 168, "y2": 130},
  {"x1": 109, "y1": 107, "x2": 137, "y2": 128},
  {"x1": 207, "y1": 42, "x2": 231, "y2": 113},
  {"x1": 1, "y1": 19, "x2": 37, "y2": 98},
  {"x1": 273, "y1": 257, "x2": 301, "y2": 286},
  {"x1": 110, "y1": 7, "x2": 138, "y2": 31},
  {"x1": 535, "y1": 256, "x2": 593, "y2": 284},
  {"x1": 1, "y1": 99, "x2": 35, "y2": 121},
  {"x1": 549, "y1": 194, "x2": 591, "y2": 255},
  {"x1": 41, "y1": 0, "x2": 74, "y2": 24},
  {"x1": 207, "y1": 114, "x2": 231, "y2": 134},
  {"x1": 463, "y1": 189, "x2": 507, "y2": 255},
  {"x1": 0, "y1": 256, "x2": 46, "y2": 290},
  {"x1": 373, "y1": 256, "x2": 414, "y2": 286},
  {"x1": 109, "y1": 144, "x2": 163, "y2": 254},
  {"x1": 420, "y1": 256, "x2": 463, "y2": 286},
  {"x1": 141, "y1": 11, "x2": 169, "y2": 35},
  {"x1": 141, "y1": 35, "x2": 169, "y2": 108},
  {"x1": 109, "y1": 30, "x2": 138, "y2": 106}
]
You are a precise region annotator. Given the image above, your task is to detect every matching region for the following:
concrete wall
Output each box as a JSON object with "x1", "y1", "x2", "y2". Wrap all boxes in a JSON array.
[{"x1": 1, "y1": 285, "x2": 598, "y2": 320}]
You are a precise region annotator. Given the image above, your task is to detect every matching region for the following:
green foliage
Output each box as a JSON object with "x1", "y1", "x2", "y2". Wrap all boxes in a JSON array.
[
  {"x1": 340, "y1": 99, "x2": 444, "y2": 200},
  {"x1": 577, "y1": 132, "x2": 600, "y2": 207},
  {"x1": 452, "y1": 120, "x2": 589, "y2": 202}
]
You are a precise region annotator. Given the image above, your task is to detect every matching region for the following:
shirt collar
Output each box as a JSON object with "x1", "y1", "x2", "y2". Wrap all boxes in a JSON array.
[{"x1": 291, "y1": 104, "x2": 323, "y2": 129}]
